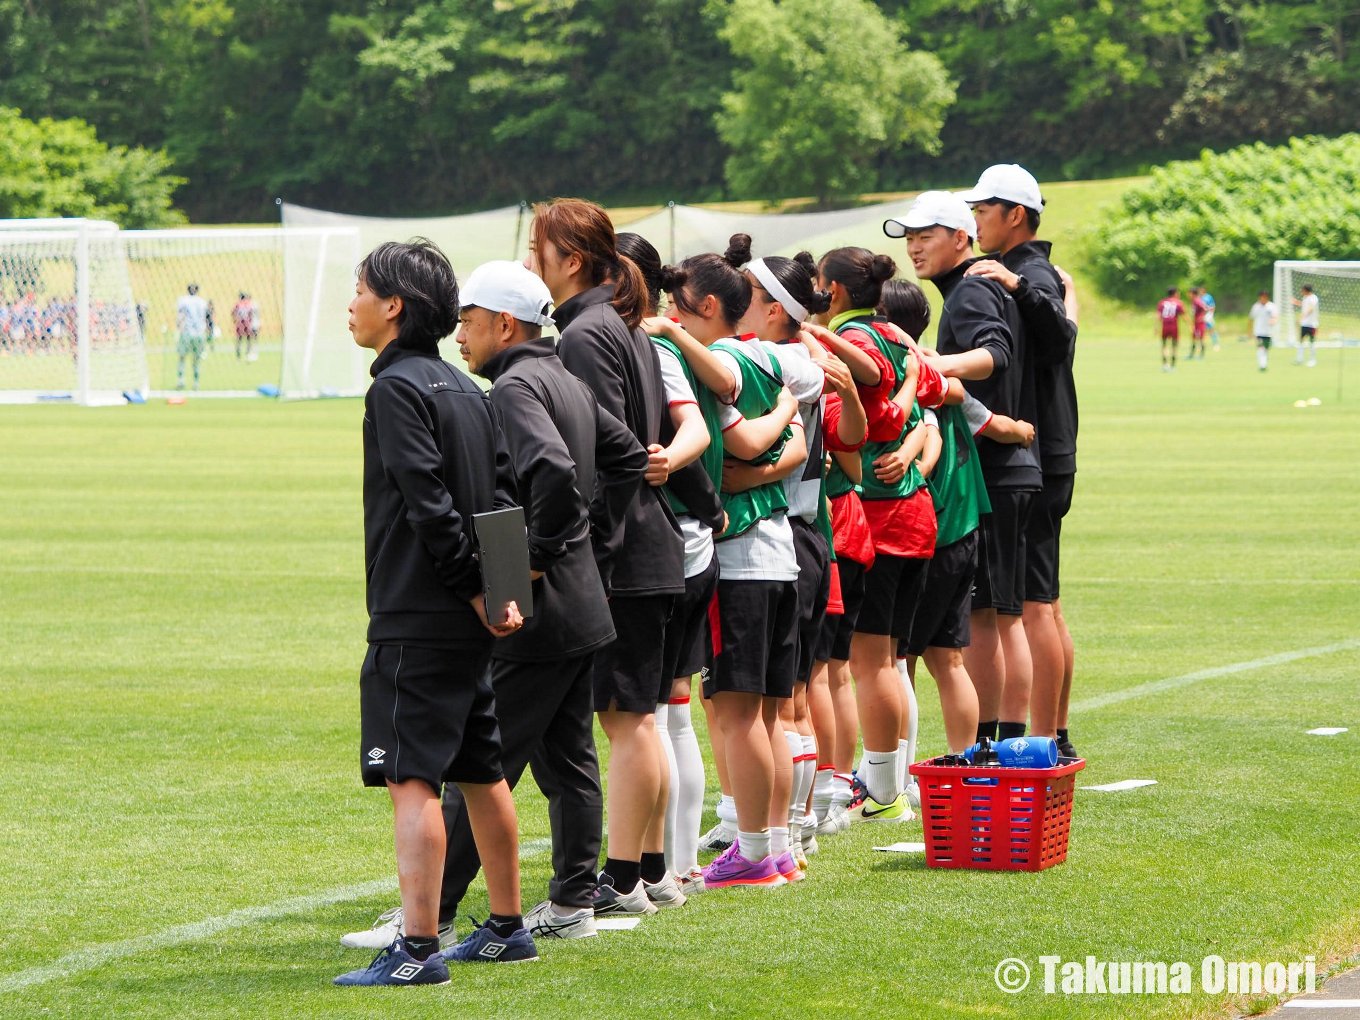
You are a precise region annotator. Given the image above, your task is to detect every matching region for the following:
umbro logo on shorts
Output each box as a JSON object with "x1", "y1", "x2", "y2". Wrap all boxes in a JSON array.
[
  {"x1": 478, "y1": 941, "x2": 507, "y2": 959},
  {"x1": 368, "y1": 747, "x2": 386, "y2": 762},
  {"x1": 391, "y1": 962, "x2": 423, "y2": 981}
]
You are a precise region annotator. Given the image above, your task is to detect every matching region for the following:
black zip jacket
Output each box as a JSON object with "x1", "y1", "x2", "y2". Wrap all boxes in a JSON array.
[
  {"x1": 482, "y1": 338, "x2": 649, "y2": 661},
  {"x1": 1001, "y1": 240, "x2": 1078, "y2": 476},
  {"x1": 933, "y1": 257, "x2": 1042, "y2": 491},
  {"x1": 554, "y1": 285, "x2": 685, "y2": 596},
  {"x1": 363, "y1": 344, "x2": 518, "y2": 649}
]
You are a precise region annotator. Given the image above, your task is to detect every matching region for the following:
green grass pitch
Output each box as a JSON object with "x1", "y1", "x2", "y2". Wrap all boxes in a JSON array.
[{"x1": 2, "y1": 334, "x2": 1358, "y2": 1020}]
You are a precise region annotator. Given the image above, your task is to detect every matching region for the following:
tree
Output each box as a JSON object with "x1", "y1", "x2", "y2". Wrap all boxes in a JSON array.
[
  {"x1": 712, "y1": 0, "x2": 953, "y2": 206},
  {"x1": 0, "y1": 107, "x2": 185, "y2": 226}
]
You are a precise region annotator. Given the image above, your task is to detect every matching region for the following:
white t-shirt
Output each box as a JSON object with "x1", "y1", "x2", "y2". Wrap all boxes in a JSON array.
[
  {"x1": 1300, "y1": 293, "x2": 1320, "y2": 328},
  {"x1": 760, "y1": 340, "x2": 826, "y2": 523},
  {"x1": 176, "y1": 294, "x2": 209, "y2": 338},
  {"x1": 711, "y1": 338, "x2": 799, "y2": 582},
  {"x1": 655, "y1": 345, "x2": 715, "y2": 579},
  {"x1": 1248, "y1": 301, "x2": 1277, "y2": 338}
]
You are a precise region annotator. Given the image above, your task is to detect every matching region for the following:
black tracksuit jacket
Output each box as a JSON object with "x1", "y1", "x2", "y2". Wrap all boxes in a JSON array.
[
  {"x1": 362, "y1": 344, "x2": 517, "y2": 649},
  {"x1": 480, "y1": 337, "x2": 649, "y2": 662}
]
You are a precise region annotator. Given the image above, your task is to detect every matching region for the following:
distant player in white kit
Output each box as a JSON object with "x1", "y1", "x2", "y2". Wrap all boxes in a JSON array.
[
  {"x1": 175, "y1": 283, "x2": 210, "y2": 390},
  {"x1": 1248, "y1": 291, "x2": 1277, "y2": 372},
  {"x1": 1293, "y1": 284, "x2": 1319, "y2": 367}
]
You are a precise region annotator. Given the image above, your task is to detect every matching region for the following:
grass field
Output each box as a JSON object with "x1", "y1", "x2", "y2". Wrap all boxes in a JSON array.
[{"x1": 3, "y1": 324, "x2": 1358, "y2": 1019}]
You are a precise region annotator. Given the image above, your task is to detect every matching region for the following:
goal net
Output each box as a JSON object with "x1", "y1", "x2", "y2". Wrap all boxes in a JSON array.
[
  {"x1": 0, "y1": 219, "x2": 147, "y2": 404},
  {"x1": 1273, "y1": 261, "x2": 1360, "y2": 351}
]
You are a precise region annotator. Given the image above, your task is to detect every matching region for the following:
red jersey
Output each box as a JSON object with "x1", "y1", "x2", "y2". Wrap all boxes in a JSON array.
[{"x1": 1158, "y1": 298, "x2": 1185, "y2": 337}]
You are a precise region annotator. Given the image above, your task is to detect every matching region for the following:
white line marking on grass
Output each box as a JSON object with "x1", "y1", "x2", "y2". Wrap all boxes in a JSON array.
[
  {"x1": 0, "y1": 837, "x2": 552, "y2": 994},
  {"x1": 1071, "y1": 639, "x2": 1360, "y2": 713},
  {"x1": 1283, "y1": 1001, "x2": 1360, "y2": 1009},
  {"x1": 1308, "y1": 727, "x2": 1350, "y2": 736},
  {"x1": 1079, "y1": 779, "x2": 1158, "y2": 792},
  {"x1": 873, "y1": 842, "x2": 926, "y2": 853},
  {"x1": 594, "y1": 918, "x2": 641, "y2": 931}
]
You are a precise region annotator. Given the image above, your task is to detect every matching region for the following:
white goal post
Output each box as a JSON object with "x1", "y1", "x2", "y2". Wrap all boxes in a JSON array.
[
  {"x1": 0, "y1": 219, "x2": 362, "y2": 404},
  {"x1": 1272, "y1": 261, "x2": 1360, "y2": 350}
]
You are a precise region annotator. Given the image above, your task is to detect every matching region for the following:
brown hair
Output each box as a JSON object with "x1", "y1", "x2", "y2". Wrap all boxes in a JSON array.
[{"x1": 531, "y1": 198, "x2": 646, "y2": 328}]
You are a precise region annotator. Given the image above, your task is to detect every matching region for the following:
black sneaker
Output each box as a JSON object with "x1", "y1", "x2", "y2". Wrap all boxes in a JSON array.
[{"x1": 1057, "y1": 739, "x2": 1079, "y2": 759}]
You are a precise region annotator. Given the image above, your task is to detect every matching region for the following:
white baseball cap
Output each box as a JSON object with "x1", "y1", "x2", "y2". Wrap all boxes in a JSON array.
[
  {"x1": 958, "y1": 164, "x2": 1045, "y2": 211},
  {"x1": 884, "y1": 190, "x2": 977, "y2": 240},
  {"x1": 459, "y1": 260, "x2": 555, "y2": 326}
]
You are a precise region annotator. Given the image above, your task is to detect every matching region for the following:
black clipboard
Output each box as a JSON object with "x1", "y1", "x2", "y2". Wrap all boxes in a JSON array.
[{"x1": 471, "y1": 507, "x2": 534, "y2": 621}]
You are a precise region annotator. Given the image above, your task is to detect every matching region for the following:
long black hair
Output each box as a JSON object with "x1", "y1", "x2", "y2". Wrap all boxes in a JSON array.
[
  {"x1": 616, "y1": 232, "x2": 663, "y2": 316},
  {"x1": 357, "y1": 238, "x2": 458, "y2": 352},
  {"x1": 818, "y1": 246, "x2": 896, "y2": 309},
  {"x1": 877, "y1": 278, "x2": 931, "y2": 340},
  {"x1": 659, "y1": 233, "x2": 753, "y2": 327},
  {"x1": 753, "y1": 251, "x2": 832, "y2": 328}
]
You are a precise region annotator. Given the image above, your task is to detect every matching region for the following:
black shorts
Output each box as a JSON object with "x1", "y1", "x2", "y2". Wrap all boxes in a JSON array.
[
  {"x1": 1301, "y1": 326, "x2": 1317, "y2": 339},
  {"x1": 906, "y1": 529, "x2": 979, "y2": 655},
  {"x1": 789, "y1": 517, "x2": 831, "y2": 685},
  {"x1": 816, "y1": 557, "x2": 866, "y2": 663},
  {"x1": 595, "y1": 594, "x2": 675, "y2": 714},
  {"x1": 705, "y1": 579, "x2": 799, "y2": 700},
  {"x1": 856, "y1": 553, "x2": 930, "y2": 639},
  {"x1": 972, "y1": 489, "x2": 1034, "y2": 616},
  {"x1": 662, "y1": 557, "x2": 720, "y2": 686},
  {"x1": 1256, "y1": 336, "x2": 1272, "y2": 349},
  {"x1": 360, "y1": 643, "x2": 504, "y2": 793},
  {"x1": 1025, "y1": 474, "x2": 1075, "y2": 604}
]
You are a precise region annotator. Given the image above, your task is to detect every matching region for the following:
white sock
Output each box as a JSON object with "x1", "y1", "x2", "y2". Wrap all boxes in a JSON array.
[
  {"x1": 655, "y1": 705, "x2": 680, "y2": 871},
  {"x1": 812, "y1": 767, "x2": 835, "y2": 820},
  {"x1": 666, "y1": 699, "x2": 705, "y2": 874},
  {"x1": 769, "y1": 826, "x2": 790, "y2": 856},
  {"x1": 738, "y1": 829, "x2": 771, "y2": 862},
  {"x1": 788, "y1": 812, "x2": 802, "y2": 850},
  {"x1": 897, "y1": 738, "x2": 913, "y2": 794},
  {"x1": 716, "y1": 793, "x2": 738, "y2": 831},
  {"x1": 861, "y1": 748, "x2": 900, "y2": 806},
  {"x1": 1258, "y1": 346, "x2": 1268, "y2": 369},
  {"x1": 897, "y1": 659, "x2": 918, "y2": 774},
  {"x1": 796, "y1": 735, "x2": 817, "y2": 810},
  {"x1": 831, "y1": 773, "x2": 853, "y2": 811}
]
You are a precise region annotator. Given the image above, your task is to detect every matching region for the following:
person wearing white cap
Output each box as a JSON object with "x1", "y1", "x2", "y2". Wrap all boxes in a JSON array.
[
  {"x1": 885, "y1": 189, "x2": 1040, "y2": 750},
  {"x1": 961, "y1": 165, "x2": 1080, "y2": 750},
  {"x1": 440, "y1": 258, "x2": 653, "y2": 941}
]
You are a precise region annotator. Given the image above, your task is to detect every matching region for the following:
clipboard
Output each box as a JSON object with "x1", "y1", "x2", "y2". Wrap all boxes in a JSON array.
[{"x1": 471, "y1": 507, "x2": 534, "y2": 621}]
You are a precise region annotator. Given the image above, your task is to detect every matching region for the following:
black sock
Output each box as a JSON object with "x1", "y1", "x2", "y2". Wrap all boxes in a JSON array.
[
  {"x1": 485, "y1": 913, "x2": 522, "y2": 938},
  {"x1": 640, "y1": 852, "x2": 668, "y2": 885},
  {"x1": 1057, "y1": 727, "x2": 1070, "y2": 744},
  {"x1": 403, "y1": 935, "x2": 440, "y2": 961},
  {"x1": 998, "y1": 721, "x2": 1027, "y2": 741},
  {"x1": 601, "y1": 858, "x2": 640, "y2": 892},
  {"x1": 977, "y1": 719, "x2": 998, "y2": 744}
]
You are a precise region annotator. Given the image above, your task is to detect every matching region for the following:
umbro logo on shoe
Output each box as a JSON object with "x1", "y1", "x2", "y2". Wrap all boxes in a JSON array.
[
  {"x1": 390, "y1": 962, "x2": 423, "y2": 981},
  {"x1": 368, "y1": 747, "x2": 386, "y2": 762},
  {"x1": 478, "y1": 941, "x2": 507, "y2": 959}
]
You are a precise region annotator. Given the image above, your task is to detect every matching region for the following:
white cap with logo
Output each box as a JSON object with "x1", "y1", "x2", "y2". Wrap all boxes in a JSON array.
[
  {"x1": 958, "y1": 164, "x2": 1044, "y2": 211},
  {"x1": 884, "y1": 190, "x2": 977, "y2": 240},
  {"x1": 459, "y1": 260, "x2": 555, "y2": 326}
]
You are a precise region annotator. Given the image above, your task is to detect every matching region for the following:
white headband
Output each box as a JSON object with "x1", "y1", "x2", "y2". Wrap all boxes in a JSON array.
[{"x1": 747, "y1": 257, "x2": 808, "y2": 324}]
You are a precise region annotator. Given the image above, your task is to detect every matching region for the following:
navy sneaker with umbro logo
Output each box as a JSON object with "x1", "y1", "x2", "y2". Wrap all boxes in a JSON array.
[
  {"x1": 439, "y1": 920, "x2": 539, "y2": 964},
  {"x1": 332, "y1": 938, "x2": 450, "y2": 986}
]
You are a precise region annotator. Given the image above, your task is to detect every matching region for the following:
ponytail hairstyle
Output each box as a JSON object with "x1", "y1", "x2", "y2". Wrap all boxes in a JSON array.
[
  {"x1": 877, "y1": 278, "x2": 931, "y2": 340},
  {"x1": 659, "y1": 233, "x2": 753, "y2": 328},
  {"x1": 531, "y1": 198, "x2": 647, "y2": 328},
  {"x1": 615, "y1": 232, "x2": 663, "y2": 317},
  {"x1": 750, "y1": 251, "x2": 833, "y2": 329},
  {"x1": 818, "y1": 246, "x2": 897, "y2": 309}
]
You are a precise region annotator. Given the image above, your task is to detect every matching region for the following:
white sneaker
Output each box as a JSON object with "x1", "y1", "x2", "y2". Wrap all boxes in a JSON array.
[
  {"x1": 698, "y1": 822, "x2": 736, "y2": 852},
  {"x1": 591, "y1": 878, "x2": 658, "y2": 917},
  {"x1": 525, "y1": 900, "x2": 597, "y2": 940},
  {"x1": 676, "y1": 868, "x2": 706, "y2": 896},
  {"x1": 816, "y1": 805, "x2": 851, "y2": 835},
  {"x1": 643, "y1": 873, "x2": 688, "y2": 909},
  {"x1": 340, "y1": 906, "x2": 403, "y2": 949},
  {"x1": 906, "y1": 781, "x2": 921, "y2": 809},
  {"x1": 1307, "y1": 359, "x2": 1317, "y2": 368},
  {"x1": 246, "y1": 351, "x2": 259, "y2": 363}
]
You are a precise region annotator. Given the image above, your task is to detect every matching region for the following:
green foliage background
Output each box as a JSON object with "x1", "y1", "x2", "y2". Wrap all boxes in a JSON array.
[
  {"x1": 1087, "y1": 135, "x2": 1360, "y2": 307},
  {"x1": 2, "y1": 0, "x2": 1356, "y2": 222}
]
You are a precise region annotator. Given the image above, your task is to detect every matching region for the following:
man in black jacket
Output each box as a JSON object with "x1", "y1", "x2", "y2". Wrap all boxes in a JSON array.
[
  {"x1": 962, "y1": 164, "x2": 1079, "y2": 752},
  {"x1": 335, "y1": 241, "x2": 535, "y2": 988},
  {"x1": 887, "y1": 190, "x2": 1040, "y2": 748},
  {"x1": 440, "y1": 260, "x2": 649, "y2": 941}
]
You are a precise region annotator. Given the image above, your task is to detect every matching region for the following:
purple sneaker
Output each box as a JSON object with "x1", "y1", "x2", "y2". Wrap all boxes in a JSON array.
[
  {"x1": 774, "y1": 851, "x2": 805, "y2": 882},
  {"x1": 701, "y1": 844, "x2": 787, "y2": 889}
]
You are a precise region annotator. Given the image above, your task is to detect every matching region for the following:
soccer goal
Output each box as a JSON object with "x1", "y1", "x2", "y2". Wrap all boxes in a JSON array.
[
  {"x1": 0, "y1": 219, "x2": 362, "y2": 404},
  {"x1": 1273, "y1": 261, "x2": 1360, "y2": 350}
]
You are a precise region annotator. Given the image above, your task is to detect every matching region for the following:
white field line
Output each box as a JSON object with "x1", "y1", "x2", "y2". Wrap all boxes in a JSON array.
[
  {"x1": 1070, "y1": 639, "x2": 1360, "y2": 713},
  {"x1": 8, "y1": 638, "x2": 1360, "y2": 994},
  {"x1": 0, "y1": 837, "x2": 551, "y2": 995}
]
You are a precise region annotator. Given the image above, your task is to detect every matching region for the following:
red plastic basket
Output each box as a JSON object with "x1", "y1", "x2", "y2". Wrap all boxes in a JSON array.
[{"x1": 908, "y1": 756, "x2": 1086, "y2": 871}]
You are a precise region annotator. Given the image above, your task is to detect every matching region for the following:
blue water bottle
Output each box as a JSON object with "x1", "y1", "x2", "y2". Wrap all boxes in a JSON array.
[{"x1": 963, "y1": 736, "x2": 1058, "y2": 768}]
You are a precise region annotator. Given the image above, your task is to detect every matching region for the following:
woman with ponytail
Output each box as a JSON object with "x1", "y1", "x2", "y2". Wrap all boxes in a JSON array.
[{"x1": 529, "y1": 199, "x2": 683, "y2": 918}]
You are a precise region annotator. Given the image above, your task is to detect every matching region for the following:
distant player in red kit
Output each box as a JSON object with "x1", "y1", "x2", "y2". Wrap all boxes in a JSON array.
[
  {"x1": 1188, "y1": 287, "x2": 1208, "y2": 361},
  {"x1": 1157, "y1": 287, "x2": 1185, "y2": 372}
]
